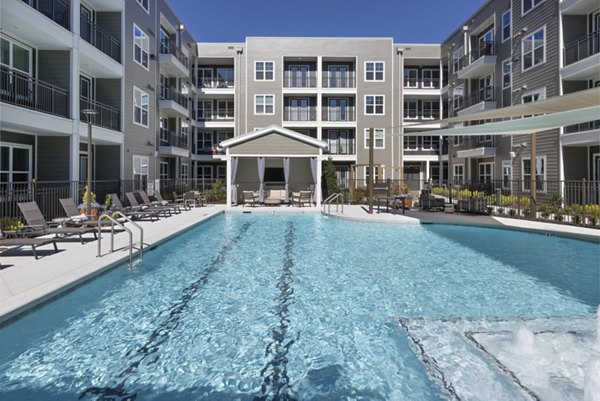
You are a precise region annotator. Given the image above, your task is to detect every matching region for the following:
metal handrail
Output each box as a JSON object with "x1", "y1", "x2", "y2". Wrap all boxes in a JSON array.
[
  {"x1": 96, "y1": 211, "x2": 143, "y2": 266},
  {"x1": 323, "y1": 192, "x2": 344, "y2": 214}
]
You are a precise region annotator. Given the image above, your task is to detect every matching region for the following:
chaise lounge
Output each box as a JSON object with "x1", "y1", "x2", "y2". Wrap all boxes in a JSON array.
[{"x1": 0, "y1": 231, "x2": 59, "y2": 265}]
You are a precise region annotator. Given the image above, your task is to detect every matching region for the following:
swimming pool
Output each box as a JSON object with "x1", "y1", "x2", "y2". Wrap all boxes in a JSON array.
[{"x1": 0, "y1": 214, "x2": 597, "y2": 400}]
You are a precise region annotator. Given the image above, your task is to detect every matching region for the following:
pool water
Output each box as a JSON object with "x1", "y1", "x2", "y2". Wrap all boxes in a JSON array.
[{"x1": 0, "y1": 214, "x2": 597, "y2": 400}]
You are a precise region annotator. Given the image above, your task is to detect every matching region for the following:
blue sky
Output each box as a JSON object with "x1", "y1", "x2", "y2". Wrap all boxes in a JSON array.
[{"x1": 168, "y1": 0, "x2": 487, "y2": 44}]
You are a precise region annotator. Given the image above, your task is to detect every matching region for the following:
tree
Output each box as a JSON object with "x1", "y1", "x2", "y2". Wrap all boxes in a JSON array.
[{"x1": 321, "y1": 158, "x2": 340, "y2": 199}]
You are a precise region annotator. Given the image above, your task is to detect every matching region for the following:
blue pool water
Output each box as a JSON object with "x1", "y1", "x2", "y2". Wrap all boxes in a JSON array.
[{"x1": 0, "y1": 214, "x2": 598, "y2": 400}]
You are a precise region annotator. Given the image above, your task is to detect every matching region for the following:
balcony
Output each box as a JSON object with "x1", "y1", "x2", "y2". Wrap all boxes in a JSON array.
[
  {"x1": 283, "y1": 71, "x2": 317, "y2": 88},
  {"x1": 321, "y1": 72, "x2": 356, "y2": 89},
  {"x1": 404, "y1": 78, "x2": 441, "y2": 89},
  {"x1": 562, "y1": 120, "x2": 600, "y2": 146},
  {"x1": 159, "y1": 40, "x2": 190, "y2": 78},
  {"x1": 159, "y1": 85, "x2": 189, "y2": 117},
  {"x1": 404, "y1": 109, "x2": 441, "y2": 121},
  {"x1": 322, "y1": 107, "x2": 356, "y2": 122},
  {"x1": 284, "y1": 107, "x2": 317, "y2": 122},
  {"x1": 198, "y1": 77, "x2": 234, "y2": 89},
  {"x1": 80, "y1": 97, "x2": 120, "y2": 131},
  {"x1": 1, "y1": 65, "x2": 69, "y2": 118},
  {"x1": 196, "y1": 109, "x2": 234, "y2": 122},
  {"x1": 562, "y1": 31, "x2": 600, "y2": 80},
  {"x1": 457, "y1": 86, "x2": 497, "y2": 116},
  {"x1": 456, "y1": 42, "x2": 497, "y2": 79},
  {"x1": 21, "y1": 0, "x2": 70, "y2": 30},
  {"x1": 80, "y1": 14, "x2": 121, "y2": 62},
  {"x1": 323, "y1": 134, "x2": 356, "y2": 156},
  {"x1": 159, "y1": 129, "x2": 189, "y2": 157},
  {"x1": 455, "y1": 135, "x2": 496, "y2": 159}
]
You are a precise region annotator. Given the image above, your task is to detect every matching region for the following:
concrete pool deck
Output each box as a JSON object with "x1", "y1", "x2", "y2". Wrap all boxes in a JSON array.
[{"x1": 0, "y1": 204, "x2": 598, "y2": 323}]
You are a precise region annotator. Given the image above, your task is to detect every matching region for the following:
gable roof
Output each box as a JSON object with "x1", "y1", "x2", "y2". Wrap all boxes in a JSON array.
[{"x1": 220, "y1": 125, "x2": 327, "y2": 149}]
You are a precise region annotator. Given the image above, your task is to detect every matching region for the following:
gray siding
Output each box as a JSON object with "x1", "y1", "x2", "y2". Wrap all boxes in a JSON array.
[
  {"x1": 563, "y1": 147, "x2": 588, "y2": 180},
  {"x1": 230, "y1": 133, "x2": 320, "y2": 155},
  {"x1": 95, "y1": 145, "x2": 121, "y2": 180},
  {"x1": 96, "y1": 12, "x2": 122, "y2": 47},
  {"x1": 96, "y1": 78, "x2": 121, "y2": 109},
  {"x1": 37, "y1": 136, "x2": 70, "y2": 180},
  {"x1": 38, "y1": 50, "x2": 71, "y2": 91}
]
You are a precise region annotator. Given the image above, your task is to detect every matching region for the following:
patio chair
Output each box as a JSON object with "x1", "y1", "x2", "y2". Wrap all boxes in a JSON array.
[
  {"x1": 138, "y1": 190, "x2": 182, "y2": 214},
  {"x1": 125, "y1": 192, "x2": 172, "y2": 217},
  {"x1": 291, "y1": 191, "x2": 312, "y2": 207},
  {"x1": 0, "y1": 230, "x2": 59, "y2": 264},
  {"x1": 156, "y1": 192, "x2": 190, "y2": 210},
  {"x1": 242, "y1": 191, "x2": 259, "y2": 207},
  {"x1": 17, "y1": 201, "x2": 97, "y2": 244},
  {"x1": 110, "y1": 194, "x2": 159, "y2": 222}
]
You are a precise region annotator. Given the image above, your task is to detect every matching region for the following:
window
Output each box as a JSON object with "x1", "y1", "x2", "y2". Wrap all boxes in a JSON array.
[
  {"x1": 328, "y1": 65, "x2": 349, "y2": 88},
  {"x1": 422, "y1": 101, "x2": 439, "y2": 119},
  {"x1": 217, "y1": 100, "x2": 234, "y2": 119},
  {"x1": 404, "y1": 136, "x2": 418, "y2": 151},
  {"x1": 197, "y1": 100, "x2": 213, "y2": 120},
  {"x1": 336, "y1": 166, "x2": 349, "y2": 188},
  {"x1": 216, "y1": 131, "x2": 233, "y2": 148},
  {"x1": 479, "y1": 162, "x2": 493, "y2": 183},
  {"x1": 216, "y1": 68, "x2": 234, "y2": 87},
  {"x1": 502, "y1": 59, "x2": 512, "y2": 89},
  {"x1": 0, "y1": 143, "x2": 31, "y2": 183},
  {"x1": 404, "y1": 68, "x2": 418, "y2": 87},
  {"x1": 132, "y1": 155, "x2": 149, "y2": 190},
  {"x1": 217, "y1": 165, "x2": 227, "y2": 181},
  {"x1": 365, "y1": 95, "x2": 384, "y2": 115},
  {"x1": 364, "y1": 128, "x2": 384, "y2": 149},
  {"x1": 422, "y1": 136, "x2": 434, "y2": 150},
  {"x1": 522, "y1": 156, "x2": 546, "y2": 192},
  {"x1": 181, "y1": 163, "x2": 189, "y2": 180},
  {"x1": 453, "y1": 84, "x2": 464, "y2": 109},
  {"x1": 159, "y1": 28, "x2": 170, "y2": 54},
  {"x1": 255, "y1": 95, "x2": 274, "y2": 115},
  {"x1": 133, "y1": 86, "x2": 149, "y2": 127},
  {"x1": 453, "y1": 164, "x2": 464, "y2": 183},
  {"x1": 404, "y1": 101, "x2": 418, "y2": 119},
  {"x1": 502, "y1": 10, "x2": 511, "y2": 42},
  {"x1": 453, "y1": 46, "x2": 464, "y2": 73},
  {"x1": 523, "y1": 0, "x2": 544, "y2": 15},
  {"x1": 181, "y1": 122, "x2": 189, "y2": 146},
  {"x1": 197, "y1": 165, "x2": 213, "y2": 183},
  {"x1": 502, "y1": 160, "x2": 512, "y2": 189},
  {"x1": 0, "y1": 37, "x2": 32, "y2": 75},
  {"x1": 135, "y1": 0, "x2": 149, "y2": 12},
  {"x1": 325, "y1": 130, "x2": 350, "y2": 155},
  {"x1": 159, "y1": 117, "x2": 169, "y2": 144},
  {"x1": 255, "y1": 61, "x2": 274, "y2": 81},
  {"x1": 159, "y1": 162, "x2": 169, "y2": 180},
  {"x1": 479, "y1": 74, "x2": 494, "y2": 101},
  {"x1": 289, "y1": 65, "x2": 310, "y2": 88},
  {"x1": 289, "y1": 98, "x2": 310, "y2": 121},
  {"x1": 453, "y1": 135, "x2": 463, "y2": 146},
  {"x1": 522, "y1": 87, "x2": 546, "y2": 103},
  {"x1": 365, "y1": 62, "x2": 384, "y2": 81},
  {"x1": 422, "y1": 69, "x2": 439, "y2": 88},
  {"x1": 133, "y1": 24, "x2": 149, "y2": 69},
  {"x1": 478, "y1": 29, "x2": 494, "y2": 57},
  {"x1": 197, "y1": 131, "x2": 213, "y2": 153},
  {"x1": 327, "y1": 98, "x2": 348, "y2": 122},
  {"x1": 522, "y1": 27, "x2": 545, "y2": 71},
  {"x1": 198, "y1": 68, "x2": 214, "y2": 88},
  {"x1": 365, "y1": 165, "x2": 384, "y2": 181}
]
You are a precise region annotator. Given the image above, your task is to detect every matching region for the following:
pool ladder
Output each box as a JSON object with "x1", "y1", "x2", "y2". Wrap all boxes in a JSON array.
[
  {"x1": 96, "y1": 211, "x2": 144, "y2": 267},
  {"x1": 323, "y1": 193, "x2": 344, "y2": 215}
]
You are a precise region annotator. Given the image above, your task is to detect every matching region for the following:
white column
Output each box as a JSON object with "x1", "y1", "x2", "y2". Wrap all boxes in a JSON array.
[
  {"x1": 316, "y1": 156, "x2": 323, "y2": 207},
  {"x1": 225, "y1": 156, "x2": 232, "y2": 206},
  {"x1": 425, "y1": 159, "x2": 430, "y2": 181}
]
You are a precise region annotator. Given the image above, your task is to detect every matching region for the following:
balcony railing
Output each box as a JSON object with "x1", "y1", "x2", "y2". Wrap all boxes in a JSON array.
[
  {"x1": 160, "y1": 85, "x2": 188, "y2": 109},
  {"x1": 160, "y1": 129, "x2": 189, "y2": 149},
  {"x1": 404, "y1": 78, "x2": 441, "y2": 89},
  {"x1": 323, "y1": 138, "x2": 356, "y2": 155},
  {"x1": 463, "y1": 86, "x2": 496, "y2": 108},
  {"x1": 198, "y1": 77, "x2": 234, "y2": 89},
  {"x1": 80, "y1": 14, "x2": 121, "y2": 62},
  {"x1": 22, "y1": 0, "x2": 70, "y2": 30},
  {"x1": 565, "y1": 120, "x2": 600, "y2": 134},
  {"x1": 196, "y1": 109, "x2": 234, "y2": 121},
  {"x1": 321, "y1": 107, "x2": 356, "y2": 122},
  {"x1": 284, "y1": 107, "x2": 317, "y2": 121},
  {"x1": 80, "y1": 97, "x2": 120, "y2": 131},
  {"x1": 564, "y1": 31, "x2": 600, "y2": 66},
  {"x1": 1, "y1": 66, "x2": 69, "y2": 118},
  {"x1": 283, "y1": 71, "x2": 317, "y2": 88},
  {"x1": 404, "y1": 110, "x2": 440, "y2": 120},
  {"x1": 321, "y1": 72, "x2": 356, "y2": 88},
  {"x1": 159, "y1": 39, "x2": 189, "y2": 69}
]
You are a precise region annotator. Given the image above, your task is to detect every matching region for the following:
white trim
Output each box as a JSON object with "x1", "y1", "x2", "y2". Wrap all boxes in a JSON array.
[
  {"x1": 133, "y1": 24, "x2": 149, "y2": 70},
  {"x1": 254, "y1": 94, "x2": 275, "y2": 115},
  {"x1": 135, "y1": 0, "x2": 150, "y2": 14},
  {"x1": 364, "y1": 165, "x2": 385, "y2": 180},
  {"x1": 364, "y1": 61, "x2": 385, "y2": 82},
  {"x1": 521, "y1": 26, "x2": 546, "y2": 73},
  {"x1": 0, "y1": 142, "x2": 33, "y2": 183},
  {"x1": 478, "y1": 161, "x2": 494, "y2": 182},
  {"x1": 521, "y1": 86, "x2": 546, "y2": 103},
  {"x1": 363, "y1": 128, "x2": 385, "y2": 149},
  {"x1": 254, "y1": 60, "x2": 275, "y2": 81},
  {"x1": 593, "y1": 153, "x2": 600, "y2": 181},
  {"x1": 521, "y1": 155, "x2": 547, "y2": 193},
  {"x1": 501, "y1": 9, "x2": 512, "y2": 43},
  {"x1": 364, "y1": 94, "x2": 385, "y2": 115},
  {"x1": 453, "y1": 164, "x2": 464, "y2": 182},
  {"x1": 522, "y1": 0, "x2": 545, "y2": 17},
  {"x1": 502, "y1": 160, "x2": 512, "y2": 189},
  {"x1": 502, "y1": 58, "x2": 512, "y2": 89},
  {"x1": 133, "y1": 86, "x2": 149, "y2": 128},
  {"x1": 221, "y1": 125, "x2": 327, "y2": 149}
]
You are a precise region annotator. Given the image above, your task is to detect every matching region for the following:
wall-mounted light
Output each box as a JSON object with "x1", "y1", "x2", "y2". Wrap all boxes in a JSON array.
[
  {"x1": 236, "y1": 48, "x2": 243, "y2": 55},
  {"x1": 178, "y1": 23, "x2": 185, "y2": 32},
  {"x1": 462, "y1": 25, "x2": 469, "y2": 32}
]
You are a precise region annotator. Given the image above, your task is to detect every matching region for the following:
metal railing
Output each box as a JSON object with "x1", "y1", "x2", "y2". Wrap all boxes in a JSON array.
[
  {"x1": 160, "y1": 85, "x2": 188, "y2": 109},
  {"x1": 284, "y1": 106, "x2": 317, "y2": 122},
  {"x1": 404, "y1": 109, "x2": 440, "y2": 120},
  {"x1": 80, "y1": 14, "x2": 121, "y2": 62},
  {"x1": 564, "y1": 120, "x2": 600, "y2": 134},
  {"x1": 159, "y1": 39, "x2": 189, "y2": 69},
  {"x1": 1, "y1": 66, "x2": 69, "y2": 118},
  {"x1": 80, "y1": 97, "x2": 120, "y2": 131},
  {"x1": 458, "y1": 41, "x2": 495, "y2": 68},
  {"x1": 321, "y1": 107, "x2": 356, "y2": 122},
  {"x1": 159, "y1": 129, "x2": 189, "y2": 149},
  {"x1": 283, "y1": 71, "x2": 317, "y2": 88},
  {"x1": 404, "y1": 78, "x2": 441, "y2": 89},
  {"x1": 322, "y1": 72, "x2": 356, "y2": 88},
  {"x1": 198, "y1": 77, "x2": 234, "y2": 88},
  {"x1": 564, "y1": 31, "x2": 600, "y2": 66},
  {"x1": 323, "y1": 192, "x2": 344, "y2": 214},
  {"x1": 22, "y1": 0, "x2": 70, "y2": 30},
  {"x1": 196, "y1": 109, "x2": 234, "y2": 121},
  {"x1": 463, "y1": 86, "x2": 496, "y2": 108},
  {"x1": 322, "y1": 138, "x2": 356, "y2": 155}
]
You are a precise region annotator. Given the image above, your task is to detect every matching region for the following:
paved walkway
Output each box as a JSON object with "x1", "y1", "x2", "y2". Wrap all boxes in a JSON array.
[{"x1": 1, "y1": 204, "x2": 598, "y2": 323}]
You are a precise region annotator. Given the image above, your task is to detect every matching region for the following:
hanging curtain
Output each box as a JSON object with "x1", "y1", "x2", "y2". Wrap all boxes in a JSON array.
[
  {"x1": 230, "y1": 157, "x2": 239, "y2": 204},
  {"x1": 283, "y1": 157, "x2": 290, "y2": 203},
  {"x1": 257, "y1": 157, "x2": 265, "y2": 202},
  {"x1": 310, "y1": 157, "x2": 318, "y2": 201}
]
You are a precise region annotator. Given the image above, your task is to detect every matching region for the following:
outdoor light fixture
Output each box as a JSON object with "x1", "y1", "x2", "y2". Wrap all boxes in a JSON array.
[
  {"x1": 81, "y1": 109, "x2": 99, "y2": 218},
  {"x1": 178, "y1": 23, "x2": 184, "y2": 31}
]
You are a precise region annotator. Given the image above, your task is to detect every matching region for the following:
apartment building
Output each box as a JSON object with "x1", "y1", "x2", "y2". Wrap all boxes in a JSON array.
[
  {"x1": 195, "y1": 38, "x2": 443, "y2": 195},
  {"x1": 442, "y1": 0, "x2": 599, "y2": 189},
  {"x1": 0, "y1": 0, "x2": 196, "y2": 202}
]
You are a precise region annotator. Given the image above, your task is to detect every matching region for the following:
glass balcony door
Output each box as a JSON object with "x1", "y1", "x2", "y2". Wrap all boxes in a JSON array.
[
  {"x1": 289, "y1": 65, "x2": 309, "y2": 88},
  {"x1": 290, "y1": 98, "x2": 309, "y2": 121},
  {"x1": 328, "y1": 98, "x2": 348, "y2": 121},
  {"x1": 328, "y1": 65, "x2": 348, "y2": 88}
]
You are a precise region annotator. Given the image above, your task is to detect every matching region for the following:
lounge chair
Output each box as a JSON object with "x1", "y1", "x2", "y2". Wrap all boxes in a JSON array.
[
  {"x1": 419, "y1": 191, "x2": 445, "y2": 212},
  {"x1": 138, "y1": 190, "x2": 182, "y2": 213},
  {"x1": 110, "y1": 194, "x2": 159, "y2": 222},
  {"x1": 242, "y1": 191, "x2": 259, "y2": 207},
  {"x1": 0, "y1": 230, "x2": 59, "y2": 264},
  {"x1": 125, "y1": 192, "x2": 172, "y2": 217},
  {"x1": 291, "y1": 191, "x2": 312, "y2": 207},
  {"x1": 17, "y1": 201, "x2": 97, "y2": 244},
  {"x1": 156, "y1": 192, "x2": 190, "y2": 210}
]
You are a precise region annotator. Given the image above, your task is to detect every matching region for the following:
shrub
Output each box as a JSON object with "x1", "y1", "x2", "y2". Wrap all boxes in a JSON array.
[
  {"x1": 509, "y1": 209, "x2": 516, "y2": 217},
  {"x1": 205, "y1": 180, "x2": 226, "y2": 202},
  {"x1": 0, "y1": 217, "x2": 23, "y2": 231},
  {"x1": 321, "y1": 158, "x2": 339, "y2": 199}
]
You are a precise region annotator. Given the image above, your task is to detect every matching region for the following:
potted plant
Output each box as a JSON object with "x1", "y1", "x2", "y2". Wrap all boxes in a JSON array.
[
  {"x1": 399, "y1": 183, "x2": 413, "y2": 209},
  {"x1": 79, "y1": 185, "x2": 102, "y2": 220}
]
